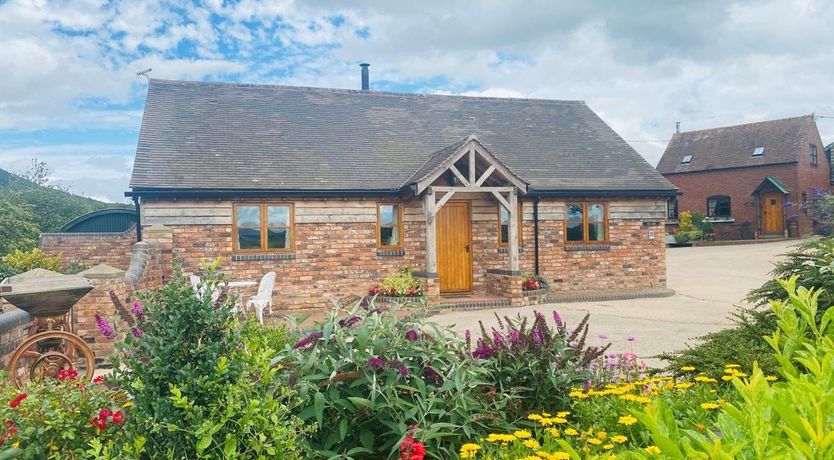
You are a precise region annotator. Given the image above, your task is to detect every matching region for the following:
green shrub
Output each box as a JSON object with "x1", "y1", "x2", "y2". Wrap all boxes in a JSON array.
[
  {"x1": 0, "y1": 196, "x2": 39, "y2": 257},
  {"x1": 631, "y1": 276, "x2": 834, "y2": 458},
  {"x1": 0, "y1": 371, "x2": 130, "y2": 458},
  {"x1": 657, "y1": 307, "x2": 778, "y2": 377},
  {"x1": 2, "y1": 248, "x2": 63, "y2": 274},
  {"x1": 677, "y1": 211, "x2": 693, "y2": 232},
  {"x1": 108, "y1": 260, "x2": 311, "y2": 459},
  {"x1": 672, "y1": 230, "x2": 703, "y2": 244},
  {"x1": 371, "y1": 266, "x2": 423, "y2": 296},
  {"x1": 275, "y1": 301, "x2": 510, "y2": 458}
]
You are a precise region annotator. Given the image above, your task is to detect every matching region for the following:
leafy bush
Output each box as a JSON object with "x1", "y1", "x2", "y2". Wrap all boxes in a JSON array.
[
  {"x1": 630, "y1": 277, "x2": 834, "y2": 458},
  {"x1": 370, "y1": 266, "x2": 423, "y2": 296},
  {"x1": 747, "y1": 237, "x2": 834, "y2": 313},
  {"x1": 0, "y1": 371, "x2": 130, "y2": 458},
  {"x1": 0, "y1": 196, "x2": 39, "y2": 257},
  {"x1": 107, "y1": 260, "x2": 311, "y2": 459},
  {"x1": 677, "y1": 211, "x2": 693, "y2": 232},
  {"x1": 469, "y1": 311, "x2": 606, "y2": 418},
  {"x1": 2, "y1": 248, "x2": 63, "y2": 274},
  {"x1": 672, "y1": 229, "x2": 703, "y2": 244},
  {"x1": 275, "y1": 301, "x2": 510, "y2": 459},
  {"x1": 657, "y1": 307, "x2": 778, "y2": 377}
]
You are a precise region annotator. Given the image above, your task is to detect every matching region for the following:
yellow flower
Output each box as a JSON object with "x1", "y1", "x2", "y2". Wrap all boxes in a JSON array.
[
  {"x1": 695, "y1": 376, "x2": 717, "y2": 383},
  {"x1": 537, "y1": 452, "x2": 570, "y2": 460},
  {"x1": 721, "y1": 375, "x2": 734, "y2": 381},
  {"x1": 556, "y1": 411, "x2": 571, "y2": 418},
  {"x1": 681, "y1": 366, "x2": 696, "y2": 371},
  {"x1": 122, "y1": 401, "x2": 134, "y2": 408},
  {"x1": 617, "y1": 415, "x2": 638, "y2": 426},
  {"x1": 700, "y1": 402, "x2": 720, "y2": 410},
  {"x1": 611, "y1": 435, "x2": 628, "y2": 444},
  {"x1": 517, "y1": 456, "x2": 540, "y2": 460},
  {"x1": 12, "y1": 442, "x2": 20, "y2": 448},
  {"x1": 674, "y1": 382, "x2": 694, "y2": 390},
  {"x1": 524, "y1": 439, "x2": 541, "y2": 449},
  {"x1": 588, "y1": 438, "x2": 603, "y2": 445},
  {"x1": 541, "y1": 412, "x2": 552, "y2": 417},
  {"x1": 514, "y1": 430, "x2": 533, "y2": 439},
  {"x1": 645, "y1": 445, "x2": 662, "y2": 454},
  {"x1": 597, "y1": 431, "x2": 607, "y2": 440},
  {"x1": 603, "y1": 443, "x2": 615, "y2": 450},
  {"x1": 766, "y1": 375, "x2": 778, "y2": 382},
  {"x1": 459, "y1": 443, "x2": 481, "y2": 459},
  {"x1": 486, "y1": 433, "x2": 517, "y2": 443},
  {"x1": 724, "y1": 364, "x2": 741, "y2": 369},
  {"x1": 564, "y1": 428, "x2": 579, "y2": 436},
  {"x1": 528, "y1": 413, "x2": 543, "y2": 421},
  {"x1": 546, "y1": 428, "x2": 560, "y2": 437},
  {"x1": 569, "y1": 390, "x2": 590, "y2": 399}
]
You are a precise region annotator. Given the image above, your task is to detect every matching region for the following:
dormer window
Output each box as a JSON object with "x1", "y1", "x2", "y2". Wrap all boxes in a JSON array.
[
  {"x1": 752, "y1": 147, "x2": 764, "y2": 157},
  {"x1": 681, "y1": 154, "x2": 693, "y2": 164}
]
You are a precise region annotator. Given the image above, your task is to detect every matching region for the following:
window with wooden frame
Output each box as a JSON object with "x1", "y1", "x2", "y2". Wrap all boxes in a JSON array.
[
  {"x1": 233, "y1": 203, "x2": 294, "y2": 252},
  {"x1": 810, "y1": 144, "x2": 818, "y2": 166},
  {"x1": 498, "y1": 203, "x2": 523, "y2": 247},
  {"x1": 565, "y1": 202, "x2": 607, "y2": 243},
  {"x1": 706, "y1": 195, "x2": 731, "y2": 218},
  {"x1": 377, "y1": 203, "x2": 403, "y2": 249}
]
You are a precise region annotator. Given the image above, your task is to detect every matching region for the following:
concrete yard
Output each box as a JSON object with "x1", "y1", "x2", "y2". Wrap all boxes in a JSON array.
[{"x1": 434, "y1": 239, "x2": 800, "y2": 365}]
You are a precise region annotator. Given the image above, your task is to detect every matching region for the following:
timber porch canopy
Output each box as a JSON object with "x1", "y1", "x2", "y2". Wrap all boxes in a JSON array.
[{"x1": 406, "y1": 135, "x2": 529, "y2": 276}]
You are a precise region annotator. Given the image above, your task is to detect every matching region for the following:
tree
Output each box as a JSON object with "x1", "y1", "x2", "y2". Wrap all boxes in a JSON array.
[{"x1": 0, "y1": 196, "x2": 39, "y2": 257}]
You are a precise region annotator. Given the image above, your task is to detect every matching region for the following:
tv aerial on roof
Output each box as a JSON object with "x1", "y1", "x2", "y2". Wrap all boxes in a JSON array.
[{"x1": 136, "y1": 68, "x2": 152, "y2": 81}]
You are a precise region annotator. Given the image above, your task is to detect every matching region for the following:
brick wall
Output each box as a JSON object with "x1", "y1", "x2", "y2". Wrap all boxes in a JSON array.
[
  {"x1": 796, "y1": 119, "x2": 833, "y2": 235},
  {"x1": 664, "y1": 164, "x2": 799, "y2": 239},
  {"x1": 0, "y1": 308, "x2": 33, "y2": 371},
  {"x1": 40, "y1": 227, "x2": 137, "y2": 271},
  {"x1": 144, "y1": 196, "x2": 666, "y2": 310}
]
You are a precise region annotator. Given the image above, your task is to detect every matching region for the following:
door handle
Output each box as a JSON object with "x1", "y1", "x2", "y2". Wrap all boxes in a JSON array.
[{"x1": 464, "y1": 244, "x2": 470, "y2": 253}]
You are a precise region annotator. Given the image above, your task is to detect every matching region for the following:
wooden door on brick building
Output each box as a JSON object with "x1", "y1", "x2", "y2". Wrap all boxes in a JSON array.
[
  {"x1": 436, "y1": 201, "x2": 473, "y2": 293},
  {"x1": 761, "y1": 192, "x2": 784, "y2": 235}
]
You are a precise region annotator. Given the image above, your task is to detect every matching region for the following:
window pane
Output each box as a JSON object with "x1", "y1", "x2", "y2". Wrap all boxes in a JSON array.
[
  {"x1": 499, "y1": 206, "x2": 510, "y2": 224},
  {"x1": 567, "y1": 204, "x2": 583, "y2": 222},
  {"x1": 588, "y1": 223, "x2": 605, "y2": 241},
  {"x1": 267, "y1": 228, "x2": 290, "y2": 249},
  {"x1": 268, "y1": 205, "x2": 290, "y2": 227},
  {"x1": 379, "y1": 204, "x2": 398, "y2": 225},
  {"x1": 236, "y1": 205, "x2": 260, "y2": 227},
  {"x1": 566, "y1": 222, "x2": 584, "y2": 241},
  {"x1": 238, "y1": 228, "x2": 261, "y2": 250},
  {"x1": 587, "y1": 203, "x2": 605, "y2": 222},
  {"x1": 500, "y1": 224, "x2": 509, "y2": 244},
  {"x1": 380, "y1": 225, "x2": 400, "y2": 246}
]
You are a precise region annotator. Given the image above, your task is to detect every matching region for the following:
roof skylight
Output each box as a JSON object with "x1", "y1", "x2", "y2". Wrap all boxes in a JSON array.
[
  {"x1": 681, "y1": 154, "x2": 693, "y2": 164},
  {"x1": 752, "y1": 147, "x2": 764, "y2": 157}
]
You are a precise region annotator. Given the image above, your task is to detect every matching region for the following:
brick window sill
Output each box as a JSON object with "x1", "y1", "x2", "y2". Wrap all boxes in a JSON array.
[
  {"x1": 232, "y1": 253, "x2": 296, "y2": 261},
  {"x1": 563, "y1": 245, "x2": 611, "y2": 251},
  {"x1": 377, "y1": 249, "x2": 405, "y2": 256},
  {"x1": 498, "y1": 247, "x2": 524, "y2": 254}
]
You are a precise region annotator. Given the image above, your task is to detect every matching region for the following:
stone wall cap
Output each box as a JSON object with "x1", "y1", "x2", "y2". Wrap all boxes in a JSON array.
[{"x1": 79, "y1": 264, "x2": 126, "y2": 279}]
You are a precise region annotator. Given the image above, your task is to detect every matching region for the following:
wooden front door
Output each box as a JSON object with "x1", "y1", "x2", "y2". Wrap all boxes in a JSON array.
[
  {"x1": 761, "y1": 192, "x2": 784, "y2": 235},
  {"x1": 436, "y1": 201, "x2": 473, "y2": 293}
]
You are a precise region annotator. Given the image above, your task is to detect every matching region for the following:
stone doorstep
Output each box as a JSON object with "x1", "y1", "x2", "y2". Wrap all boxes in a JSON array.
[{"x1": 546, "y1": 288, "x2": 675, "y2": 304}]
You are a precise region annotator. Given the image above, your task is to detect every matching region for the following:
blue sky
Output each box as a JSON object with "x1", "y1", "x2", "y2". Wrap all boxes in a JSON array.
[{"x1": 1, "y1": 0, "x2": 834, "y2": 202}]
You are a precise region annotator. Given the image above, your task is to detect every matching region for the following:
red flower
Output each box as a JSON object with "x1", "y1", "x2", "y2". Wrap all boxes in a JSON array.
[
  {"x1": 90, "y1": 417, "x2": 108, "y2": 430},
  {"x1": 8, "y1": 393, "x2": 26, "y2": 408},
  {"x1": 58, "y1": 368, "x2": 79, "y2": 380},
  {"x1": 98, "y1": 410, "x2": 112, "y2": 419},
  {"x1": 112, "y1": 411, "x2": 125, "y2": 424},
  {"x1": 93, "y1": 376, "x2": 106, "y2": 384},
  {"x1": 400, "y1": 433, "x2": 426, "y2": 460},
  {"x1": 369, "y1": 285, "x2": 381, "y2": 295}
]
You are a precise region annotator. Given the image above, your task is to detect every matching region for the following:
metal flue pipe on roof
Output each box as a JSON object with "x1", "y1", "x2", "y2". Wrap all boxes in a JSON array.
[{"x1": 360, "y1": 63, "x2": 370, "y2": 91}]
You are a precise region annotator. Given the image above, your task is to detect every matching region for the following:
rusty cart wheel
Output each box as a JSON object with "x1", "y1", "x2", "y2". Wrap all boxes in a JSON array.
[{"x1": 6, "y1": 331, "x2": 96, "y2": 388}]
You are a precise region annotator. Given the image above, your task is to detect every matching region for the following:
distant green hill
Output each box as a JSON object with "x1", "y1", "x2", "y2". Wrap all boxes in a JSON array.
[{"x1": 0, "y1": 167, "x2": 123, "y2": 256}]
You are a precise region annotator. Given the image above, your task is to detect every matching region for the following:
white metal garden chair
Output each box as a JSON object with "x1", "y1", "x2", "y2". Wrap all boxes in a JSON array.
[{"x1": 247, "y1": 272, "x2": 276, "y2": 324}]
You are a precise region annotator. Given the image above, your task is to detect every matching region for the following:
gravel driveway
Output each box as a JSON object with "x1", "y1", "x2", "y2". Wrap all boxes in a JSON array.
[{"x1": 433, "y1": 239, "x2": 799, "y2": 365}]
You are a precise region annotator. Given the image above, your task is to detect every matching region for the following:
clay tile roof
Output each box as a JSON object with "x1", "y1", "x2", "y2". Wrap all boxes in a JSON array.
[
  {"x1": 657, "y1": 115, "x2": 815, "y2": 175},
  {"x1": 130, "y1": 79, "x2": 676, "y2": 194}
]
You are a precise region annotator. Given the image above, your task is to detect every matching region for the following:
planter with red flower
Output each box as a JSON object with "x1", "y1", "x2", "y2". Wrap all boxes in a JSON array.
[{"x1": 521, "y1": 273, "x2": 550, "y2": 298}]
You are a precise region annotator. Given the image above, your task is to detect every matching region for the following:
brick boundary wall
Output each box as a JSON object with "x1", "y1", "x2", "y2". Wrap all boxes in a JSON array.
[
  {"x1": 0, "y1": 308, "x2": 34, "y2": 371},
  {"x1": 40, "y1": 227, "x2": 137, "y2": 271}
]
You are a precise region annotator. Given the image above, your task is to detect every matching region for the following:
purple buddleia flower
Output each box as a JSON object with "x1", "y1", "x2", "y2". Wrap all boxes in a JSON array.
[
  {"x1": 532, "y1": 327, "x2": 543, "y2": 344},
  {"x1": 131, "y1": 301, "x2": 145, "y2": 322},
  {"x1": 422, "y1": 366, "x2": 443, "y2": 386},
  {"x1": 465, "y1": 329, "x2": 472, "y2": 351},
  {"x1": 338, "y1": 316, "x2": 361, "y2": 328},
  {"x1": 131, "y1": 327, "x2": 144, "y2": 338},
  {"x1": 472, "y1": 339, "x2": 496, "y2": 359},
  {"x1": 405, "y1": 329, "x2": 419, "y2": 341},
  {"x1": 552, "y1": 311, "x2": 563, "y2": 327},
  {"x1": 95, "y1": 313, "x2": 116, "y2": 339},
  {"x1": 508, "y1": 330, "x2": 520, "y2": 344},
  {"x1": 292, "y1": 331, "x2": 323, "y2": 350},
  {"x1": 492, "y1": 330, "x2": 505, "y2": 348},
  {"x1": 597, "y1": 333, "x2": 608, "y2": 340},
  {"x1": 398, "y1": 366, "x2": 409, "y2": 377},
  {"x1": 368, "y1": 356, "x2": 386, "y2": 367}
]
